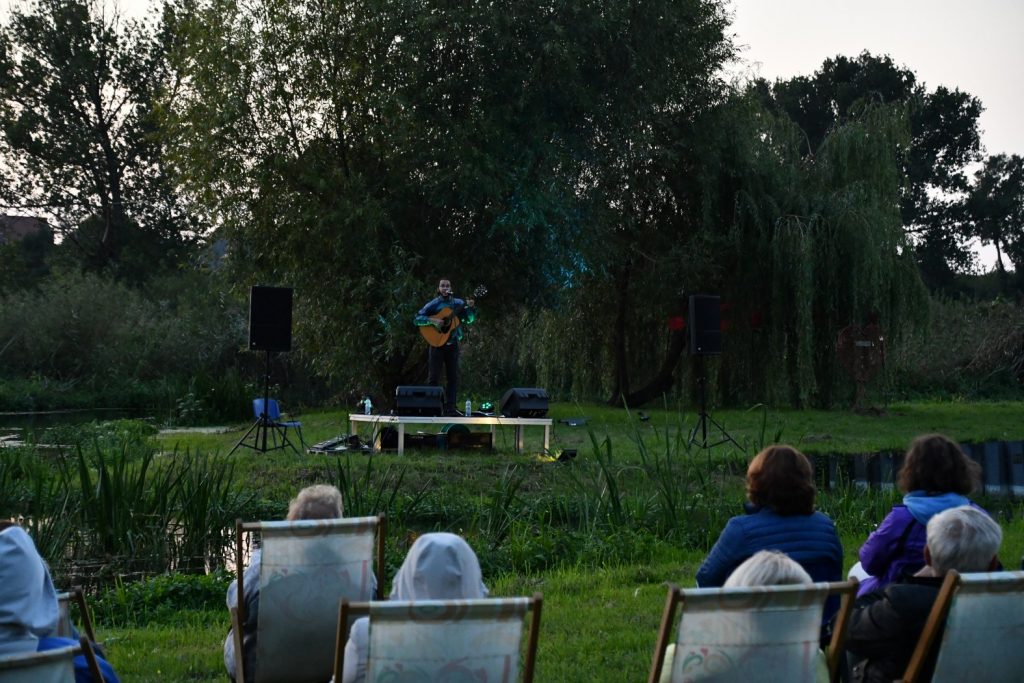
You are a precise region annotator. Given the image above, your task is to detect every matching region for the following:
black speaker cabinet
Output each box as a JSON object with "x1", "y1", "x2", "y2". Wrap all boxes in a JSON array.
[
  {"x1": 688, "y1": 294, "x2": 721, "y2": 355},
  {"x1": 249, "y1": 286, "x2": 294, "y2": 352},
  {"x1": 394, "y1": 385, "x2": 445, "y2": 416},
  {"x1": 500, "y1": 387, "x2": 549, "y2": 418}
]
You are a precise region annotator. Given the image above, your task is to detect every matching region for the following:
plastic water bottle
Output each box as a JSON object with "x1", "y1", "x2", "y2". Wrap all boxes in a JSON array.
[
  {"x1": 364, "y1": 397, "x2": 372, "y2": 415},
  {"x1": 465, "y1": 399, "x2": 472, "y2": 416}
]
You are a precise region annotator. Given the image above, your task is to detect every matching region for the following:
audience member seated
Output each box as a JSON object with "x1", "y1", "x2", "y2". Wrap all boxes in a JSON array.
[
  {"x1": 0, "y1": 522, "x2": 120, "y2": 682},
  {"x1": 339, "y1": 532, "x2": 488, "y2": 683},
  {"x1": 661, "y1": 550, "x2": 829, "y2": 683},
  {"x1": 696, "y1": 445, "x2": 843, "y2": 588},
  {"x1": 224, "y1": 484, "x2": 369, "y2": 683},
  {"x1": 850, "y1": 434, "x2": 983, "y2": 596},
  {"x1": 845, "y1": 505, "x2": 1002, "y2": 683}
]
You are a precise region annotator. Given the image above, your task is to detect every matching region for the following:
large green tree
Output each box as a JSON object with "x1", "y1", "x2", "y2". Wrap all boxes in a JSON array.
[
  {"x1": 0, "y1": 0, "x2": 195, "y2": 280},
  {"x1": 167, "y1": 0, "x2": 735, "y2": 401},
  {"x1": 755, "y1": 52, "x2": 983, "y2": 289},
  {"x1": 967, "y1": 153, "x2": 1024, "y2": 293}
]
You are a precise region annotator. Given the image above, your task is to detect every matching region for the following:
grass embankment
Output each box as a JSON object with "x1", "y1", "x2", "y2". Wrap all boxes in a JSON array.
[{"x1": 37, "y1": 401, "x2": 1024, "y2": 681}]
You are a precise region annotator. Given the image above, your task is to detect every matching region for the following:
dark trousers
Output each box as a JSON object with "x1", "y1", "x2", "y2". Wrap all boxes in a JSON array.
[{"x1": 427, "y1": 342, "x2": 459, "y2": 411}]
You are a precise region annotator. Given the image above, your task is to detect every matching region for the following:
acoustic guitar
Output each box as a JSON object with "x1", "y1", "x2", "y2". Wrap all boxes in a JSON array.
[{"x1": 419, "y1": 285, "x2": 487, "y2": 348}]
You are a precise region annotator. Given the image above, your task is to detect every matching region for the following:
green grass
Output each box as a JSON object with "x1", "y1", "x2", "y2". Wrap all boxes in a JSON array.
[
  {"x1": 101, "y1": 515, "x2": 1024, "y2": 683},
  {"x1": 19, "y1": 400, "x2": 1024, "y2": 681}
]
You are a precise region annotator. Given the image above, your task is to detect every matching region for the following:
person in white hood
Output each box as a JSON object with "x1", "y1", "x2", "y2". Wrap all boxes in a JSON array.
[
  {"x1": 339, "y1": 532, "x2": 488, "y2": 683},
  {"x1": 0, "y1": 523, "x2": 59, "y2": 656}
]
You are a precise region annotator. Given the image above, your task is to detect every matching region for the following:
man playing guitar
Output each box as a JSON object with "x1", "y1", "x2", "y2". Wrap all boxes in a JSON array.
[{"x1": 414, "y1": 278, "x2": 476, "y2": 416}]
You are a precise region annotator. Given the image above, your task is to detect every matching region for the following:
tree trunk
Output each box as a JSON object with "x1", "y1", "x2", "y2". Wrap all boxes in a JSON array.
[
  {"x1": 606, "y1": 267, "x2": 632, "y2": 406},
  {"x1": 619, "y1": 327, "x2": 688, "y2": 407}
]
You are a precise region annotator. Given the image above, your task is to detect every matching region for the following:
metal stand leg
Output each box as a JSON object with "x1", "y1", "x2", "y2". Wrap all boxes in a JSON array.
[
  {"x1": 230, "y1": 351, "x2": 298, "y2": 455},
  {"x1": 687, "y1": 355, "x2": 741, "y2": 450}
]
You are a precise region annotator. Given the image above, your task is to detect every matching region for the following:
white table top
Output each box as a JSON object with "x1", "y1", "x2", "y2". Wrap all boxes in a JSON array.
[{"x1": 349, "y1": 413, "x2": 552, "y2": 426}]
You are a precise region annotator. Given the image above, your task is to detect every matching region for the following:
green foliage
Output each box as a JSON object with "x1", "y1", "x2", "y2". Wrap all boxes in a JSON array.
[
  {"x1": 0, "y1": 422, "x2": 253, "y2": 585},
  {"x1": 889, "y1": 296, "x2": 1024, "y2": 398},
  {"x1": 166, "y1": 0, "x2": 735, "y2": 403},
  {"x1": 91, "y1": 572, "x2": 230, "y2": 627},
  {"x1": 755, "y1": 51, "x2": 985, "y2": 286},
  {"x1": 0, "y1": 269, "x2": 249, "y2": 420}
]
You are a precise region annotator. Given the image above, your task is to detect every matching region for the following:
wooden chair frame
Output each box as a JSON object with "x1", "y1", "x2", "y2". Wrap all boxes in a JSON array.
[
  {"x1": 898, "y1": 570, "x2": 1024, "y2": 683},
  {"x1": 231, "y1": 513, "x2": 386, "y2": 683},
  {"x1": 648, "y1": 580, "x2": 858, "y2": 683},
  {"x1": 56, "y1": 588, "x2": 98, "y2": 644},
  {"x1": 334, "y1": 593, "x2": 543, "y2": 683},
  {"x1": 898, "y1": 570, "x2": 960, "y2": 683}
]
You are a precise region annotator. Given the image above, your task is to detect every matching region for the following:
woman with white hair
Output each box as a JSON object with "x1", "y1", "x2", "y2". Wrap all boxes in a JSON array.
[
  {"x1": 847, "y1": 505, "x2": 1002, "y2": 683},
  {"x1": 339, "y1": 532, "x2": 488, "y2": 683},
  {"x1": 660, "y1": 550, "x2": 827, "y2": 683}
]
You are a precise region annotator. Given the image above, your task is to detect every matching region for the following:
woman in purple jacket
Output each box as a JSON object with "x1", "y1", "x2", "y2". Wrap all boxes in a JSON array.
[{"x1": 855, "y1": 434, "x2": 982, "y2": 596}]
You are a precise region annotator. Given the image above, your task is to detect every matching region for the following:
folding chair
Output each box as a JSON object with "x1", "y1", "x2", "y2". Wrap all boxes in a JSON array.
[
  {"x1": 231, "y1": 515, "x2": 386, "y2": 683},
  {"x1": 900, "y1": 570, "x2": 1024, "y2": 683},
  {"x1": 0, "y1": 637, "x2": 104, "y2": 683},
  {"x1": 54, "y1": 588, "x2": 98, "y2": 644},
  {"x1": 649, "y1": 580, "x2": 858, "y2": 683},
  {"x1": 335, "y1": 594, "x2": 543, "y2": 683},
  {"x1": 231, "y1": 398, "x2": 305, "y2": 456}
]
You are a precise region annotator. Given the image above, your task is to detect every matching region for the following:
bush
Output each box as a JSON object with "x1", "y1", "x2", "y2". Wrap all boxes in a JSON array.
[{"x1": 0, "y1": 269, "x2": 251, "y2": 421}]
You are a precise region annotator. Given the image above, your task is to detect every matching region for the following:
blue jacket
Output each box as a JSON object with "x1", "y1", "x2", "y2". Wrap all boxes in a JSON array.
[
  {"x1": 38, "y1": 637, "x2": 121, "y2": 683},
  {"x1": 415, "y1": 295, "x2": 476, "y2": 344},
  {"x1": 696, "y1": 504, "x2": 844, "y2": 587}
]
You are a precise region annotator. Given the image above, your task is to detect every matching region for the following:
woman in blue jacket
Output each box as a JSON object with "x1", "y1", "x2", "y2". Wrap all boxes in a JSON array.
[{"x1": 697, "y1": 445, "x2": 843, "y2": 587}]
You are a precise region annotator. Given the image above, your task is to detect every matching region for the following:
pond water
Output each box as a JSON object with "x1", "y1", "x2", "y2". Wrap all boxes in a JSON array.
[{"x1": 0, "y1": 409, "x2": 131, "y2": 442}]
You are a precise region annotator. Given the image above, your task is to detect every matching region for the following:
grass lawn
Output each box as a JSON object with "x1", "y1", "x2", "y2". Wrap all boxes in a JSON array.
[{"x1": 65, "y1": 401, "x2": 1024, "y2": 680}]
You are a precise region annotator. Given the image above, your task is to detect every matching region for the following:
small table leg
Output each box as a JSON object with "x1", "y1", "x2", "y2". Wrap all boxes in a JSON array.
[
  {"x1": 515, "y1": 426, "x2": 524, "y2": 453},
  {"x1": 398, "y1": 423, "x2": 406, "y2": 456},
  {"x1": 544, "y1": 425, "x2": 550, "y2": 454}
]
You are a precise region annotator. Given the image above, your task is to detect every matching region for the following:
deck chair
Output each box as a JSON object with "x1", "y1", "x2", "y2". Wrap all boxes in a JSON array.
[
  {"x1": 334, "y1": 594, "x2": 543, "y2": 683},
  {"x1": 231, "y1": 515, "x2": 386, "y2": 683},
  {"x1": 900, "y1": 570, "x2": 1024, "y2": 683},
  {"x1": 0, "y1": 637, "x2": 104, "y2": 683},
  {"x1": 649, "y1": 580, "x2": 858, "y2": 683},
  {"x1": 55, "y1": 588, "x2": 98, "y2": 644}
]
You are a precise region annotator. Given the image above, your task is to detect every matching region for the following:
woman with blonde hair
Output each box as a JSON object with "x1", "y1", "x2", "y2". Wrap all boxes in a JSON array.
[{"x1": 225, "y1": 484, "x2": 354, "y2": 682}]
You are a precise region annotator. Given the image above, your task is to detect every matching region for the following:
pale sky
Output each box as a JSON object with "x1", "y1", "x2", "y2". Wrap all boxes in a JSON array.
[
  {"x1": 727, "y1": 0, "x2": 1024, "y2": 159},
  {"x1": 725, "y1": 0, "x2": 1023, "y2": 269}
]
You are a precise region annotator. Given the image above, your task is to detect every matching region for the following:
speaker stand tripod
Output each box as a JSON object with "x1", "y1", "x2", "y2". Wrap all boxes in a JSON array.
[
  {"x1": 229, "y1": 350, "x2": 299, "y2": 455},
  {"x1": 688, "y1": 355, "x2": 741, "y2": 450}
]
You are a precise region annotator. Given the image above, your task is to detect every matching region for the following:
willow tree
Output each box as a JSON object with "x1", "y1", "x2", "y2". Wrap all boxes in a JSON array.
[{"x1": 695, "y1": 94, "x2": 929, "y2": 407}]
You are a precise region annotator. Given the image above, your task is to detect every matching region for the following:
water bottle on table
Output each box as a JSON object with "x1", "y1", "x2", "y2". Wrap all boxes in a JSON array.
[
  {"x1": 363, "y1": 396, "x2": 372, "y2": 415},
  {"x1": 464, "y1": 399, "x2": 472, "y2": 416}
]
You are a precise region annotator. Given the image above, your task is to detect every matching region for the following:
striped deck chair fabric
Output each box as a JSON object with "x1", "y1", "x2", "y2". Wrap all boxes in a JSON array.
[
  {"x1": 650, "y1": 581, "x2": 856, "y2": 683},
  {"x1": 337, "y1": 595, "x2": 542, "y2": 683},
  {"x1": 902, "y1": 570, "x2": 1024, "y2": 683},
  {"x1": 236, "y1": 516, "x2": 383, "y2": 683}
]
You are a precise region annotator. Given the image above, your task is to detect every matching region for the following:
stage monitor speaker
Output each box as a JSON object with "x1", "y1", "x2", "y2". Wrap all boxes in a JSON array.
[
  {"x1": 249, "y1": 286, "x2": 293, "y2": 352},
  {"x1": 688, "y1": 294, "x2": 721, "y2": 355},
  {"x1": 500, "y1": 387, "x2": 549, "y2": 418},
  {"x1": 394, "y1": 385, "x2": 445, "y2": 417}
]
